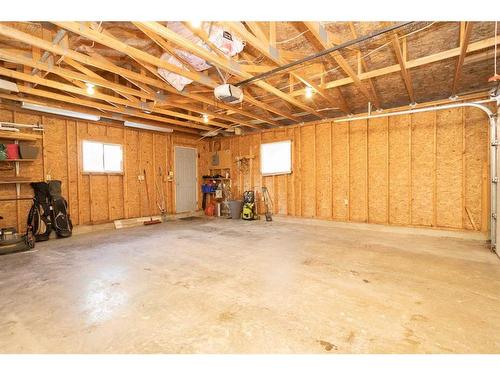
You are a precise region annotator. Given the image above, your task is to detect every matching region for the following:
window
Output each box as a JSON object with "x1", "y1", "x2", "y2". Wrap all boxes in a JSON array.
[
  {"x1": 260, "y1": 140, "x2": 292, "y2": 176},
  {"x1": 82, "y1": 141, "x2": 123, "y2": 173}
]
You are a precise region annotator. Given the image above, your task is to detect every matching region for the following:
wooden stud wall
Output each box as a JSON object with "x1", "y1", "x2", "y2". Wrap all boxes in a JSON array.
[
  {"x1": 0, "y1": 105, "x2": 199, "y2": 231},
  {"x1": 202, "y1": 106, "x2": 491, "y2": 232}
]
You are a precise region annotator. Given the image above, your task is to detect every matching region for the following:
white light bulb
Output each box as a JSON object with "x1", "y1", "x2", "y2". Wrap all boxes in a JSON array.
[
  {"x1": 190, "y1": 21, "x2": 202, "y2": 28},
  {"x1": 305, "y1": 86, "x2": 313, "y2": 98},
  {"x1": 202, "y1": 114, "x2": 209, "y2": 123},
  {"x1": 86, "y1": 83, "x2": 95, "y2": 95}
]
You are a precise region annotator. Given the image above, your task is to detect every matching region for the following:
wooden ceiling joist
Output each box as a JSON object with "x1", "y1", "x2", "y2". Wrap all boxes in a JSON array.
[
  {"x1": 391, "y1": 33, "x2": 416, "y2": 104},
  {"x1": 302, "y1": 22, "x2": 380, "y2": 108},
  {"x1": 291, "y1": 35, "x2": 500, "y2": 97},
  {"x1": 128, "y1": 56, "x2": 278, "y2": 128},
  {"x1": 52, "y1": 22, "x2": 220, "y2": 89},
  {"x1": 0, "y1": 23, "x2": 276, "y2": 128},
  {"x1": 451, "y1": 21, "x2": 474, "y2": 96},
  {"x1": 137, "y1": 21, "x2": 324, "y2": 120},
  {"x1": 174, "y1": 24, "x2": 298, "y2": 123},
  {"x1": 0, "y1": 87, "x2": 200, "y2": 134},
  {"x1": 242, "y1": 21, "x2": 351, "y2": 114},
  {"x1": 347, "y1": 22, "x2": 382, "y2": 108},
  {"x1": 56, "y1": 21, "x2": 292, "y2": 125},
  {"x1": 0, "y1": 50, "x2": 234, "y2": 130},
  {"x1": 0, "y1": 65, "x2": 218, "y2": 131},
  {"x1": 0, "y1": 21, "x2": 497, "y2": 129}
]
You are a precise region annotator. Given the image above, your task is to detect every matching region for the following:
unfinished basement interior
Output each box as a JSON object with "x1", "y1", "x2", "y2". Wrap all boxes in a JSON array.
[{"x1": 0, "y1": 18, "x2": 499, "y2": 355}]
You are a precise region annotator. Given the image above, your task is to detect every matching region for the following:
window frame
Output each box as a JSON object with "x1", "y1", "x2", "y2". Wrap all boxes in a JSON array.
[
  {"x1": 82, "y1": 140, "x2": 124, "y2": 174},
  {"x1": 260, "y1": 140, "x2": 292, "y2": 177}
]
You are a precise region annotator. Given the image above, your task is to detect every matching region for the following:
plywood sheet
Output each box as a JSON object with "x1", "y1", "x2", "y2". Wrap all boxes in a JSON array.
[
  {"x1": 411, "y1": 112, "x2": 434, "y2": 226},
  {"x1": 125, "y1": 129, "x2": 141, "y2": 219},
  {"x1": 368, "y1": 117, "x2": 388, "y2": 223},
  {"x1": 388, "y1": 115, "x2": 410, "y2": 225},
  {"x1": 108, "y1": 175, "x2": 124, "y2": 220},
  {"x1": 286, "y1": 128, "x2": 296, "y2": 217},
  {"x1": 331, "y1": 122, "x2": 349, "y2": 220},
  {"x1": 90, "y1": 175, "x2": 109, "y2": 223},
  {"x1": 464, "y1": 107, "x2": 488, "y2": 231},
  {"x1": 300, "y1": 125, "x2": 315, "y2": 217},
  {"x1": 315, "y1": 122, "x2": 332, "y2": 218},
  {"x1": 66, "y1": 120, "x2": 79, "y2": 225},
  {"x1": 43, "y1": 116, "x2": 68, "y2": 197},
  {"x1": 349, "y1": 120, "x2": 368, "y2": 222},
  {"x1": 436, "y1": 108, "x2": 463, "y2": 228}
]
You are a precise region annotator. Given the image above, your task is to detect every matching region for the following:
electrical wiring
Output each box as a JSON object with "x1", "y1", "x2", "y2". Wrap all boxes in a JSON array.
[{"x1": 275, "y1": 30, "x2": 310, "y2": 45}]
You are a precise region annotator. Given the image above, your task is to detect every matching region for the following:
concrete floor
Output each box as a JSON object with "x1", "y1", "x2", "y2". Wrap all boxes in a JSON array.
[{"x1": 0, "y1": 217, "x2": 499, "y2": 353}]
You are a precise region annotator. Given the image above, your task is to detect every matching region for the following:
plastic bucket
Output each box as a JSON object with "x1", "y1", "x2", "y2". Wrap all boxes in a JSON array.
[
  {"x1": 6, "y1": 143, "x2": 19, "y2": 159},
  {"x1": 228, "y1": 200, "x2": 243, "y2": 220}
]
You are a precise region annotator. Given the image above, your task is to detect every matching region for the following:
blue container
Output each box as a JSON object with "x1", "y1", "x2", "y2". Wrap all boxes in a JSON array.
[{"x1": 202, "y1": 184, "x2": 216, "y2": 193}]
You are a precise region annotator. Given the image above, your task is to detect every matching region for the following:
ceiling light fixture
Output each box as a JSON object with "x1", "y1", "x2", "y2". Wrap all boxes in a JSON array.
[
  {"x1": 305, "y1": 86, "x2": 313, "y2": 99},
  {"x1": 21, "y1": 102, "x2": 101, "y2": 121},
  {"x1": 190, "y1": 21, "x2": 202, "y2": 28},
  {"x1": 202, "y1": 114, "x2": 209, "y2": 123},
  {"x1": 124, "y1": 121, "x2": 173, "y2": 133},
  {"x1": 85, "y1": 82, "x2": 95, "y2": 95},
  {"x1": 0, "y1": 78, "x2": 19, "y2": 93}
]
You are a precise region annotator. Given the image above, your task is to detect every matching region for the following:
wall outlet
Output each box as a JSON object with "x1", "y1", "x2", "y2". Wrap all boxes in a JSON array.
[
  {"x1": 46, "y1": 174, "x2": 51, "y2": 181},
  {"x1": 344, "y1": 199, "x2": 348, "y2": 206},
  {"x1": 137, "y1": 175, "x2": 145, "y2": 181}
]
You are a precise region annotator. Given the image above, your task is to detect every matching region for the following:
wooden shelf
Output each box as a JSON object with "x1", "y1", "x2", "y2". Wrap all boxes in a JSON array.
[
  {"x1": 203, "y1": 177, "x2": 231, "y2": 180},
  {"x1": 0, "y1": 178, "x2": 35, "y2": 184},
  {"x1": 0, "y1": 159, "x2": 36, "y2": 162},
  {"x1": 0, "y1": 131, "x2": 42, "y2": 141},
  {"x1": 0, "y1": 196, "x2": 33, "y2": 202}
]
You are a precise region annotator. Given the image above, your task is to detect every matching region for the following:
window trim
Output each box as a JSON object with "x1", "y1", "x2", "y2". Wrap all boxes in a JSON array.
[
  {"x1": 82, "y1": 140, "x2": 124, "y2": 174},
  {"x1": 260, "y1": 140, "x2": 292, "y2": 177}
]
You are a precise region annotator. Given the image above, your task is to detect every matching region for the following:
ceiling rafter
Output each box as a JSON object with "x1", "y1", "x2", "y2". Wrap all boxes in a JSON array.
[
  {"x1": 63, "y1": 56, "x2": 142, "y2": 105},
  {"x1": 391, "y1": 33, "x2": 416, "y2": 104},
  {"x1": 78, "y1": 48, "x2": 156, "y2": 96},
  {"x1": 79, "y1": 22, "x2": 281, "y2": 127},
  {"x1": 0, "y1": 48, "x2": 232, "y2": 128},
  {"x1": 0, "y1": 65, "x2": 220, "y2": 131},
  {"x1": 221, "y1": 21, "x2": 331, "y2": 117},
  {"x1": 291, "y1": 35, "x2": 499, "y2": 97},
  {"x1": 347, "y1": 22, "x2": 382, "y2": 108},
  {"x1": 168, "y1": 23, "x2": 298, "y2": 123},
  {"x1": 291, "y1": 22, "x2": 352, "y2": 114},
  {"x1": 0, "y1": 23, "x2": 275, "y2": 128},
  {"x1": 126, "y1": 56, "x2": 273, "y2": 128},
  {"x1": 56, "y1": 21, "x2": 292, "y2": 125},
  {"x1": 302, "y1": 21, "x2": 381, "y2": 109},
  {"x1": 132, "y1": 22, "x2": 198, "y2": 74},
  {"x1": 0, "y1": 90, "x2": 200, "y2": 135},
  {"x1": 451, "y1": 21, "x2": 474, "y2": 96},
  {"x1": 242, "y1": 21, "x2": 351, "y2": 114},
  {"x1": 137, "y1": 21, "x2": 324, "y2": 120},
  {"x1": 53, "y1": 22, "x2": 220, "y2": 88}
]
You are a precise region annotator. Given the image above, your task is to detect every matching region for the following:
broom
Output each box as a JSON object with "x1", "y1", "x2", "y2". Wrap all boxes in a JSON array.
[{"x1": 143, "y1": 168, "x2": 161, "y2": 225}]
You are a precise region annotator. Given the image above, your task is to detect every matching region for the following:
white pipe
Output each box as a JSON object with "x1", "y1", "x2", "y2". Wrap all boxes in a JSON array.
[
  {"x1": 335, "y1": 97, "x2": 499, "y2": 250},
  {"x1": 334, "y1": 99, "x2": 496, "y2": 123}
]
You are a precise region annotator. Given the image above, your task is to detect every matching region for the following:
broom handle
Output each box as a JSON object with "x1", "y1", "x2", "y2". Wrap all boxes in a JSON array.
[{"x1": 143, "y1": 168, "x2": 153, "y2": 219}]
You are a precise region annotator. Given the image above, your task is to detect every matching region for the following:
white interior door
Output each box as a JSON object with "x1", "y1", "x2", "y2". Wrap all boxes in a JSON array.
[{"x1": 175, "y1": 146, "x2": 197, "y2": 213}]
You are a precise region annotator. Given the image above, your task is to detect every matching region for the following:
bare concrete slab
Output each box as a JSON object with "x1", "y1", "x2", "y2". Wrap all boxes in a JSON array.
[{"x1": 0, "y1": 217, "x2": 499, "y2": 353}]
